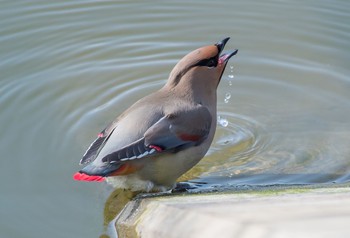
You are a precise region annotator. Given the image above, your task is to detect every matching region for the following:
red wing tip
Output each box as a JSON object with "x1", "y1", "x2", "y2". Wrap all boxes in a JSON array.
[
  {"x1": 73, "y1": 172, "x2": 105, "y2": 182},
  {"x1": 149, "y1": 145, "x2": 163, "y2": 152}
]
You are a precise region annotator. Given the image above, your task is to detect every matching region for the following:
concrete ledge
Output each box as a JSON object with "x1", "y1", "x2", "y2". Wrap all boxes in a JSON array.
[{"x1": 115, "y1": 186, "x2": 350, "y2": 238}]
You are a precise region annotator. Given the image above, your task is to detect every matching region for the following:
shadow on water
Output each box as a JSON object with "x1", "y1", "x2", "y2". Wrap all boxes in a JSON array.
[{"x1": 101, "y1": 189, "x2": 141, "y2": 238}]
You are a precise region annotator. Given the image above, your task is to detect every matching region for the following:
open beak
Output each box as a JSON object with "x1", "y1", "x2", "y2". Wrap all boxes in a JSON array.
[
  {"x1": 216, "y1": 37, "x2": 230, "y2": 53},
  {"x1": 219, "y1": 49, "x2": 238, "y2": 64},
  {"x1": 215, "y1": 37, "x2": 238, "y2": 65}
]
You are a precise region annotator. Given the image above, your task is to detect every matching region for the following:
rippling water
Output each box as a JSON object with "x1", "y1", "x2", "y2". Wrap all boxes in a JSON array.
[{"x1": 1, "y1": 0, "x2": 350, "y2": 237}]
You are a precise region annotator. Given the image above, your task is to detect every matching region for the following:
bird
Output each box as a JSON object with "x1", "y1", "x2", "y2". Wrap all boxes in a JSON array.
[{"x1": 73, "y1": 38, "x2": 238, "y2": 192}]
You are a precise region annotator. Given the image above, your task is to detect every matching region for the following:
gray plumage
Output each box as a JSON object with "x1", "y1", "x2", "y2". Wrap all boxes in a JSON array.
[{"x1": 77, "y1": 38, "x2": 238, "y2": 192}]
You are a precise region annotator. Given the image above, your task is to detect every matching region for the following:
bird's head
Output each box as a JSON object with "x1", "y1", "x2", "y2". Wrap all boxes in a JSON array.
[{"x1": 167, "y1": 37, "x2": 238, "y2": 91}]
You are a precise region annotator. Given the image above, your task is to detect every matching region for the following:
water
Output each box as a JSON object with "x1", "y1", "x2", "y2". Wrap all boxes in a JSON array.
[{"x1": 1, "y1": 0, "x2": 350, "y2": 237}]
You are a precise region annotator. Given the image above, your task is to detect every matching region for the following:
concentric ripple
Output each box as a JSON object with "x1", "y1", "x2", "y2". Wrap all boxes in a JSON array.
[
  {"x1": 1, "y1": 0, "x2": 350, "y2": 237},
  {"x1": 180, "y1": 109, "x2": 271, "y2": 182}
]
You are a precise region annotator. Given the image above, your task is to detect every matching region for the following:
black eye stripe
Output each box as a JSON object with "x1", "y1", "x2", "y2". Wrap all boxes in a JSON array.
[
  {"x1": 207, "y1": 59, "x2": 216, "y2": 67},
  {"x1": 194, "y1": 56, "x2": 218, "y2": 67},
  {"x1": 171, "y1": 56, "x2": 218, "y2": 86}
]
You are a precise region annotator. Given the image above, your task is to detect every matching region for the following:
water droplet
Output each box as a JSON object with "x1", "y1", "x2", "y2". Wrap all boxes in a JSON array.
[
  {"x1": 228, "y1": 81, "x2": 232, "y2": 86},
  {"x1": 228, "y1": 74, "x2": 234, "y2": 79},
  {"x1": 221, "y1": 119, "x2": 228, "y2": 127},
  {"x1": 224, "y1": 93, "x2": 231, "y2": 103},
  {"x1": 230, "y1": 65, "x2": 234, "y2": 70},
  {"x1": 218, "y1": 117, "x2": 228, "y2": 127}
]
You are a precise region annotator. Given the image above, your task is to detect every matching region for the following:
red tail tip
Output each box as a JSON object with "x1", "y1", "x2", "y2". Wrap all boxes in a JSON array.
[{"x1": 73, "y1": 172, "x2": 105, "y2": 182}]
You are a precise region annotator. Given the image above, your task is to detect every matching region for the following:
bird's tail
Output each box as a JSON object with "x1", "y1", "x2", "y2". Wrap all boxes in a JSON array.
[{"x1": 73, "y1": 162, "x2": 120, "y2": 182}]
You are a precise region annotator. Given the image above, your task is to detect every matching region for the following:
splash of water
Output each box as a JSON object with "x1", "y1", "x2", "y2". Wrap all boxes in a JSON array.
[{"x1": 218, "y1": 116, "x2": 229, "y2": 127}]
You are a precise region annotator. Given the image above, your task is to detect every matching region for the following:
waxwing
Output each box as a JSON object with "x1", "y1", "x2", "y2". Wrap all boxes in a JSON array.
[{"x1": 73, "y1": 38, "x2": 238, "y2": 192}]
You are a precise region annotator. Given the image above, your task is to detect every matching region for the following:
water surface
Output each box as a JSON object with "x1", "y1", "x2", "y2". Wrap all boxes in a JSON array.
[{"x1": 1, "y1": 0, "x2": 350, "y2": 237}]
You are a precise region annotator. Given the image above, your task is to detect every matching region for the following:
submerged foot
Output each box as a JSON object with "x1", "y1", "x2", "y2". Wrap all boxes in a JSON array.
[{"x1": 171, "y1": 181, "x2": 207, "y2": 193}]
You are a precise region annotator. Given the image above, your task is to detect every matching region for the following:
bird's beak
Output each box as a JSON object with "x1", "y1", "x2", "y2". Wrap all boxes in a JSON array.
[
  {"x1": 215, "y1": 37, "x2": 238, "y2": 65},
  {"x1": 219, "y1": 49, "x2": 238, "y2": 64},
  {"x1": 215, "y1": 37, "x2": 230, "y2": 54}
]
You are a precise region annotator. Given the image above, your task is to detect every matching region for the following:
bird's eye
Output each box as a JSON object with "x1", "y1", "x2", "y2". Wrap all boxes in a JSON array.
[
  {"x1": 207, "y1": 59, "x2": 216, "y2": 68},
  {"x1": 195, "y1": 58, "x2": 218, "y2": 68}
]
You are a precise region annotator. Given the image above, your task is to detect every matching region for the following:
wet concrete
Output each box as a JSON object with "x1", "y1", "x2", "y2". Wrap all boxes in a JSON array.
[{"x1": 115, "y1": 185, "x2": 350, "y2": 238}]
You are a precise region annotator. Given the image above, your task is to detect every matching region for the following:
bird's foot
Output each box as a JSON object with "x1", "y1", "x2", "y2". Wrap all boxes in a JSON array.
[{"x1": 171, "y1": 181, "x2": 206, "y2": 193}]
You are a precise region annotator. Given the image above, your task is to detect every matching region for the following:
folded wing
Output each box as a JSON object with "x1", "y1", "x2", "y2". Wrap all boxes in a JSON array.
[{"x1": 102, "y1": 105, "x2": 212, "y2": 165}]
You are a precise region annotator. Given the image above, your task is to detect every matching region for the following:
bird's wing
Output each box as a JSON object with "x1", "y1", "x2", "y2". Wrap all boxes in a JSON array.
[
  {"x1": 102, "y1": 105, "x2": 212, "y2": 164},
  {"x1": 80, "y1": 120, "x2": 118, "y2": 165}
]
